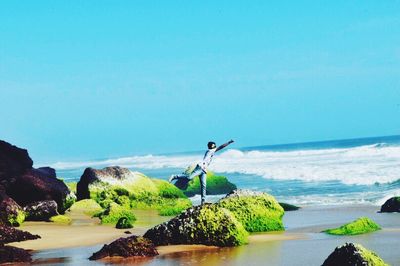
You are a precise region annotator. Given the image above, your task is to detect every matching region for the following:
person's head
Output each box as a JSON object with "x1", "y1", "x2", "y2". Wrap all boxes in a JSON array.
[{"x1": 207, "y1": 141, "x2": 216, "y2": 149}]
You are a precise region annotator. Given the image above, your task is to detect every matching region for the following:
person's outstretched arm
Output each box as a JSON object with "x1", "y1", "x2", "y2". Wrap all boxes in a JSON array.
[{"x1": 216, "y1": 140, "x2": 234, "y2": 152}]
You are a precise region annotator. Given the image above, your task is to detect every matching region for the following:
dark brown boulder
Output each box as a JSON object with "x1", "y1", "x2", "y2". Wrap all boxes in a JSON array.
[
  {"x1": 77, "y1": 166, "x2": 134, "y2": 200},
  {"x1": 0, "y1": 140, "x2": 33, "y2": 189},
  {"x1": 0, "y1": 245, "x2": 32, "y2": 263},
  {"x1": 89, "y1": 235, "x2": 158, "y2": 260},
  {"x1": 380, "y1": 197, "x2": 400, "y2": 213},
  {"x1": 0, "y1": 225, "x2": 40, "y2": 244},
  {"x1": 7, "y1": 168, "x2": 73, "y2": 213},
  {"x1": 24, "y1": 200, "x2": 59, "y2": 221}
]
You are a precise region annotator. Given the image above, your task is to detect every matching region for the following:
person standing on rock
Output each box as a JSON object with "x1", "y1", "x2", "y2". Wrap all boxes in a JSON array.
[{"x1": 169, "y1": 140, "x2": 234, "y2": 205}]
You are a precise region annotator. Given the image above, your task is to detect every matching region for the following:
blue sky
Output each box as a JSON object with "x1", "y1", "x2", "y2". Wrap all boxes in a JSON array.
[{"x1": 1, "y1": 1, "x2": 399, "y2": 163}]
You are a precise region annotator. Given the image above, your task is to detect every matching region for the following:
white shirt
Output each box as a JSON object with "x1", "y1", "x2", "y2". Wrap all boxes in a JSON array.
[{"x1": 200, "y1": 148, "x2": 216, "y2": 171}]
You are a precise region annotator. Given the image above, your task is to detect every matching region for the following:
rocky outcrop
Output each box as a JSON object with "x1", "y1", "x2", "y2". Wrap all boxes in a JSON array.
[
  {"x1": 0, "y1": 140, "x2": 74, "y2": 216},
  {"x1": 279, "y1": 202, "x2": 300, "y2": 211},
  {"x1": 7, "y1": 168, "x2": 73, "y2": 213},
  {"x1": 23, "y1": 200, "x2": 59, "y2": 221},
  {"x1": 144, "y1": 204, "x2": 248, "y2": 247},
  {"x1": 0, "y1": 225, "x2": 40, "y2": 244},
  {"x1": 0, "y1": 140, "x2": 33, "y2": 189},
  {"x1": 380, "y1": 196, "x2": 400, "y2": 212},
  {"x1": 0, "y1": 245, "x2": 32, "y2": 263},
  {"x1": 217, "y1": 189, "x2": 285, "y2": 232},
  {"x1": 322, "y1": 243, "x2": 389, "y2": 266},
  {"x1": 89, "y1": 235, "x2": 158, "y2": 260}
]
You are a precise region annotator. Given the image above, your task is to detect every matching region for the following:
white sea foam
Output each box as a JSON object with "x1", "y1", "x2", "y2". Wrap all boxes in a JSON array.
[{"x1": 49, "y1": 144, "x2": 400, "y2": 186}]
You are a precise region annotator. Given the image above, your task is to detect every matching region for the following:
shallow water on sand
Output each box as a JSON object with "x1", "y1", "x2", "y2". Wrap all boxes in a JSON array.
[{"x1": 30, "y1": 205, "x2": 400, "y2": 266}]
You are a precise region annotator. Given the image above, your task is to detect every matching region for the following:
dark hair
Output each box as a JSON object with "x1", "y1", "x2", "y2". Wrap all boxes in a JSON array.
[{"x1": 208, "y1": 141, "x2": 216, "y2": 149}]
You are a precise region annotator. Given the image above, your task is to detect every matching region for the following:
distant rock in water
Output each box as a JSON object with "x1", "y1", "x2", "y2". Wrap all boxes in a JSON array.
[
  {"x1": 144, "y1": 204, "x2": 248, "y2": 247},
  {"x1": 0, "y1": 225, "x2": 40, "y2": 244},
  {"x1": 279, "y1": 202, "x2": 300, "y2": 211},
  {"x1": 0, "y1": 245, "x2": 32, "y2": 263},
  {"x1": 24, "y1": 200, "x2": 59, "y2": 221},
  {"x1": 380, "y1": 196, "x2": 400, "y2": 212},
  {"x1": 217, "y1": 189, "x2": 285, "y2": 232},
  {"x1": 322, "y1": 242, "x2": 389, "y2": 266},
  {"x1": 89, "y1": 235, "x2": 158, "y2": 260}
]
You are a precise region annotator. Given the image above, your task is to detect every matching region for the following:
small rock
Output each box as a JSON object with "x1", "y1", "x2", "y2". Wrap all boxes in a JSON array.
[
  {"x1": 380, "y1": 197, "x2": 400, "y2": 213},
  {"x1": 0, "y1": 225, "x2": 40, "y2": 244},
  {"x1": 116, "y1": 217, "x2": 134, "y2": 229},
  {"x1": 0, "y1": 244, "x2": 32, "y2": 263},
  {"x1": 24, "y1": 200, "x2": 59, "y2": 221}
]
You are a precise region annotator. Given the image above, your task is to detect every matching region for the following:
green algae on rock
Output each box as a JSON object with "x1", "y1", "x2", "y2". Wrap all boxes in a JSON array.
[
  {"x1": 49, "y1": 215, "x2": 72, "y2": 224},
  {"x1": 175, "y1": 171, "x2": 237, "y2": 197},
  {"x1": 0, "y1": 197, "x2": 26, "y2": 227},
  {"x1": 322, "y1": 242, "x2": 389, "y2": 266},
  {"x1": 323, "y1": 217, "x2": 381, "y2": 235},
  {"x1": 116, "y1": 217, "x2": 134, "y2": 229},
  {"x1": 144, "y1": 204, "x2": 248, "y2": 247},
  {"x1": 217, "y1": 189, "x2": 285, "y2": 232},
  {"x1": 95, "y1": 202, "x2": 136, "y2": 225},
  {"x1": 69, "y1": 199, "x2": 103, "y2": 216}
]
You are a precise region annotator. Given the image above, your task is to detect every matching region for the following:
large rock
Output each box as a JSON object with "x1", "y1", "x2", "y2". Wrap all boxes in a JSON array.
[
  {"x1": 0, "y1": 245, "x2": 32, "y2": 263},
  {"x1": 322, "y1": 243, "x2": 389, "y2": 266},
  {"x1": 0, "y1": 225, "x2": 40, "y2": 244},
  {"x1": 7, "y1": 168, "x2": 74, "y2": 213},
  {"x1": 89, "y1": 235, "x2": 158, "y2": 260},
  {"x1": 380, "y1": 196, "x2": 400, "y2": 213},
  {"x1": 77, "y1": 166, "x2": 157, "y2": 200},
  {"x1": 217, "y1": 189, "x2": 285, "y2": 232},
  {"x1": 143, "y1": 204, "x2": 248, "y2": 247},
  {"x1": 0, "y1": 140, "x2": 33, "y2": 189},
  {"x1": 0, "y1": 188, "x2": 25, "y2": 226},
  {"x1": 23, "y1": 200, "x2": 59, "y2": 221}
]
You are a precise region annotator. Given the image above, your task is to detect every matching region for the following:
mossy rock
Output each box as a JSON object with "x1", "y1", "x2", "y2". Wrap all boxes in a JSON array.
[
  {"x1": 152, "y1": 179, "x2": 187, "y2": 199},
  {"x1": 144, "y1": 204, "x2": 248, "y2": 247},
  {"x1": 217, "y1": 189, "x2": 284, "y2": 232},
  {"x1": 323, "y1": 217, "x2": 381, "y2": 235},
  {"x1": 49, "y1": 215, "x2": 72, "y2": 224},
  {"x1": 69, "y1": 199, "x2": 103, "y2": 216},
  {"x1": 116, "y1": 217, "x2": 134, "y2": 229},
  {"x1": 0, "y1": 197, "x2": 26, "y2": 227},
  {"x1": 9, "y1": 210, "x2": 26, "y2": 227},
  {"x1": 62, "y1": 192, "x2": 76, "y2": 213},
  {"x1": 158, "y1": 198, "x2": 192, "y2": 216},
  {"x1": 279, "y1": 202, "x2": 300, "y2": 211},
  {"x1": 65, "y1": 182, "x2": 77, "y2": 194},
  {"x1": 322, "y1": 242, "x2": 389, "y2": 266},
  {"x1": 95, "y1": 202, "x2": 136, "y2": 225},
  {"x1": 175, "y1": 172, "x2": 237, "y2": 197}
]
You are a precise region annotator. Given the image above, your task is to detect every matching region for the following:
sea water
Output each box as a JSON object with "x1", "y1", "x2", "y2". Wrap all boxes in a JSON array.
[{"x1": 49, "y1": 135, "x2": 400, "y2": 206}]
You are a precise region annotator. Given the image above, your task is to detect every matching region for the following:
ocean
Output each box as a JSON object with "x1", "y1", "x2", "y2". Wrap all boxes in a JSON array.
[{"x1": 48, "y1": 135, "x2": 400, "y2": 206}]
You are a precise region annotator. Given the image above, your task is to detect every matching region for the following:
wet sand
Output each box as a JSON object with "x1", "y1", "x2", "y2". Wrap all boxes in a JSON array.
[{"x1": 9, "y1": 205, "x2": 400, "y2": 266}]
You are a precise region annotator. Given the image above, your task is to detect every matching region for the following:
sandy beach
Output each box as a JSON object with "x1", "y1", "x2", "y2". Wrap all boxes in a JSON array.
[{"x1": 8, "y1": 204, "x2": 399, "y2": 266}]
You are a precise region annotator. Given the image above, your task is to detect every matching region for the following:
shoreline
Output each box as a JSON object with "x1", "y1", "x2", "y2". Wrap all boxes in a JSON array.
[{"x1": 9, "y1": 204, "x2": 399, "y2": 265}]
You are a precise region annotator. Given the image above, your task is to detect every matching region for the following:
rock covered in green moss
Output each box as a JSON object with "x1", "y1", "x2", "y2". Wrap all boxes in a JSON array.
[
  {"x1": 144, "y1": 204, "x2": 248, "y2": 247},
  {"x1": 95, "y1": 202, "x2": 136, "y2": 225},
  {"x1": 324, "y1": 217, "x2": 381, "y2": 235},
  {"x1": 174, "y1": 171, "x2": 237, "y2": 197},
  {"x1": 0, "y1": 196, "x2": 25, "y2": 227},
  {"x1": 279, "y1": 202, "x2": 300, "y2": 211},
  {"x1": 116, "y1": 217, "x2": 134, "y2": 229},
  {"x1": 152, "y1": 179, "x2": 186, "y2": 198},
  {"x1": 157, "y1": 198, "x2": 192, "y2": 216},
  {"x1": 89, "y1": 235, "x2": 158, "y2": 260},
  {"x1": 69, "y1": 199, "x2": 103, "y2": 216},
  {"x1": 217, "y1": 189, "x2": 284, "y2": 232},
  {"x1": 49, "y1": 215, "x2": 72, "y2": 224},
  {"x1": 380, "y1": 196, "x2": 400, "y2": 212},
  {"x1": 322, "y1": 242, "x2": 389, "y2": 266}
]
